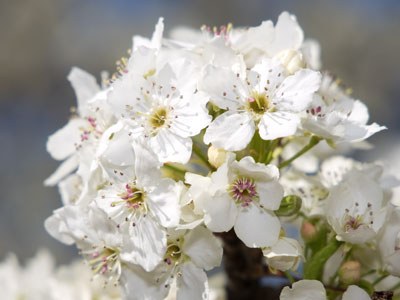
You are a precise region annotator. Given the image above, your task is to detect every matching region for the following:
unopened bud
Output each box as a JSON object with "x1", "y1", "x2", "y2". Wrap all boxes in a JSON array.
[
  {"x1": 275, "y1": 195, "x2": 302, "y2": 217},
  {"x1": 301, "y1": 221, "x2": 317, "y2": 243},
  {"x1": 273, "y1": 49, "x2": 306, "y2": 75},
  {"x1": 207, "y1": 146, "x2": 227, "y2": 168},
  {"x1": 263, "y1": 237, "x2": 304, "y2": 272},
  {"x1": 339, "y1": 261, "x2": 361, "y2": 284}
]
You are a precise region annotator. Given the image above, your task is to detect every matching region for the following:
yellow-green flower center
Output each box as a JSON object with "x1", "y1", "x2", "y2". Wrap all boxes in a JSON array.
[
  {"x1": 150, "y1": 107, "x2": 168, "y2": 128},
  {"x1": 248, "y1": 91, "x2": 269, "y2": 115}
]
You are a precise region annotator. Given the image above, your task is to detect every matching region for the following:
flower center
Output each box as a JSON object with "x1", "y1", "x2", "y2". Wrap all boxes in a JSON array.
[
  {"x1": 114, "y1": 183, "x2": 145, "y2": 211},
  {"x1": 343, "y1": 215, "x2": 364, "y2": 232},
  {"x1": 247, "y1": 91, "x2": 269, "y2": 115},
  {"x1": 149, "y1": 107, "x2": 168, "y2": 128},
  {"x1": 87, "y1": 247, "x2": 119, "y2": 276},
  {"x1": 229, "y1": 177, "x2": 258, "y2": 207},
  {"x1": 79, "y1": 116, "x2": 103, "y2": 142},
  {"x1": 164, "y1": 240, "x2": 182, "y2": 265},
  {"x1": 342, "y1": 202, "x2": 374, "y2": 233}
]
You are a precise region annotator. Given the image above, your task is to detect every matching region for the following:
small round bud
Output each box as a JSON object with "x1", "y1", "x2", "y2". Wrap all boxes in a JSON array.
[
  {"x1": 275, "y1": 195, "x2": 302, "y2": 217},
  {"x1": 301, "y1": 221, "x2": 317, "y2": 243},
  {"x1": 263, "y1": 237, "x2": 304, "y2": 271},
  {"x1": 273, "y1": 49, "x2": 306, "y2": 75},
  {"x1": 339, "y1": 261, "x2": 361, "y2": 285},
  {"x1": 208, "y1": 146, "x2": 227, "y2": 168}
]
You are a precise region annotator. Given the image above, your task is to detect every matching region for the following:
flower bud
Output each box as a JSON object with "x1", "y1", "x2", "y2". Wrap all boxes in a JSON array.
[
  {"x1": 207, "y1": 146, "x2": 227, "y2": 168},
  {"x1": 275, "y1": 195, "x2": 302, "y2": 217},
  {"x1": 273, "y1": 49, "x2": 306, "y2": 75},
  {"x1": 263, "y1": 237, "x2": 304, "y2": 271},
  {"x1": 301, "y1": 221, "x2": 317, "y2": 243},
  {"x1": 339, "y1": 261, "x2": 361, "y2": 284}
]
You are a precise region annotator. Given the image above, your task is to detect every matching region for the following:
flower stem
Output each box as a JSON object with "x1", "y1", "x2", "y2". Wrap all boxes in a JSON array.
[
  {"x1": 265, "y1": 138, "x2": 280, "y2": 164},
  {"x1": 284, "y1": 271, "x2": 296, "y2": 284},
  {"x1": 389, "y1": 281, "x2": 400, "y2": 292},
  {"x1": 278, "y1": 136, "x2": 322, "y2": 169},
  {"x1": 361, "y1": 269, "x2": 376, "y2": 278},
  {"x1": 372, "y1": 274, "x2": 388, "y2": 287}
]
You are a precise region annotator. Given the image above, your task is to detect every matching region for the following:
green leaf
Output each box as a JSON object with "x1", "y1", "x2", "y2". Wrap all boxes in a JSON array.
[{"x1": 304, "y1": 238, "x2": 342, "y2": 280}]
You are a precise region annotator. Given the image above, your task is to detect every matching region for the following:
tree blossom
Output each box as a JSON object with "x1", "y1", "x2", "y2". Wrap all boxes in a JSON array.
[
  {"x1": 121, "y1": 226, "x2": 223, "y2": 300},
  {"x1": 200, "y1": 58, "x2": 321, "y2": 151},
  {"x1": 197, "y1": 154, "x2": 284, "y2": 247},
  {"x1": 43, "y1": 13, "x2": 394, "y2": 300},
  {"x1": 95, "y1": 143, "x2": 181, "y2": 271},
  {"x1": 109, "y1": 54, "x2": 211, "y2": 164},
  {"x1": 301, "y1": 72, "x2": 386, "y2": 145},
  {"x1": 45, "y1": 67, "x2": 114, "y2": 187},
  {"x1": 45, "y1": 204, "x2": 125, "y2": 285}
]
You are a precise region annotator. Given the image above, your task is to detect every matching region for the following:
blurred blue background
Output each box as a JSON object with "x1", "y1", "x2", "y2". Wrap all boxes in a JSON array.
[{"x1": 0, "y1": 0, "x2": 399, "y2": 264}]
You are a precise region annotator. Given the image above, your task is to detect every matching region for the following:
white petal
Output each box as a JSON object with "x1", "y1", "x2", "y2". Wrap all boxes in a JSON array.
[
  {"x1": 259, "y1": 111, "x2": 300, "y2": 140},
  {"x1": 267, "y1": 11, "x2": 304, "y2": 56},
  {"x1": 120, "y1": 215, "x2": 167, "y2": 272},
  {"x1": 132, "y1": 18, "x2": 164, "y2": 51},
  {"x1": 107, "y1": 70, "x2": 150, "y2": 118},
  {"x1": 326, "y1": 171, "x2": 383, "y2": 219},
  {"x1": 199, "y1": 64, "x2": 245, "y2": 110},
  {"x1": 280, "y1": 280, "x2": 326, "y2": 300},
  {"x1": 342, "y1": 285, "x2": 371, "y2": 300},
  {"x1": 67, "y1": 67, "x2": 100, "y2": 116},
  {"x1": 230, "y1": 156, "x2": 280, "y2": 182},
  {"x1": 134, "y1": 141, "x2": 162, "y2": 187},
  {"x1": 182, "y1": 226, "x2": 223, "y2": 271},
  {"x1": 44, "y1": 214, "x2": 75, "y2": 245},
  {"x1": 44, "y1": 154, "x2": 79, "y2": 186},
  {"x1": 251, "y1": 59, "x2": 285, "y2": 95},
  {"x1": 275, "y1": 69, "x2": 321, "y2": 112},
  {"x1": 169, "y1": 93, "x2": 211, "y2": 138},
  {"x1": 257, "y1": 180, "x2": 284, "y2": 211},
  {"x1": 147, "y1": 179, "x2": 181, "y2": 228},
  {"x1": 348, "y1": 100, "x2": 369, "y2": 124},
  {"x1": 88, "y1": 204, "x2": 122, "y2": 247},
  {"x1": 46, "y1": 118, "x2": 88, "y2": 161},
  {"x1": 320, "y1": 156, "x2": 356, "y2": 187},
  {"x1": 203, "y1": 192, "x2": 238, "y2": 232},
  {"x1": 177, "y1": 262, "x2": 209, "y2": 300},
  {"x1": 44, "y1": 206, "x2": 100, "y2": 247},
  {"x1": 57, "y1": 173, "x2": 81, "y2": 205},
  {"x1": 204, "y1": 112, "x2": 255, "y2": 151},
  {"x1": 150, "y1": 130, "x2": 192, "y2": 164},
  {"x1": 234, "y1": 204, "x2": 280, "y2": 247},
  {"x1": 120, "y1": 265, "x2": 169, "y2": 300},
  {"x1": 263, "y1": 237, "x2": 303, "y2": 271},
  {"x1": 97, "y1": 122, "x2": 135, "y2": 169},
  {"x1": 301, "y1": 39, "x2": 321, "y2": 70},
  {"x1": 95, "y1": 188, "x2": 130, "y2": 225},
  {"x1": 185, "y1": 173, "x2": 213, "y2": 214}
]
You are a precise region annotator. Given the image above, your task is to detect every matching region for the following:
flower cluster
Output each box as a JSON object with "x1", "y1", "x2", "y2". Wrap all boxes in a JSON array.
[{"x1": 45, "y1": 12, "x2": 399, "y2": 300}]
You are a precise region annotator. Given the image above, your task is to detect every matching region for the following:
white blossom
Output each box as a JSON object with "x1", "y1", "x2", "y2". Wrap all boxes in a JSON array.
[
  {"x1": 200, "y1": 58, "x2": 321, "y2": 151},
  {"x1": 199, "y1": 154, "x2": 284, "y2": 247}
]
